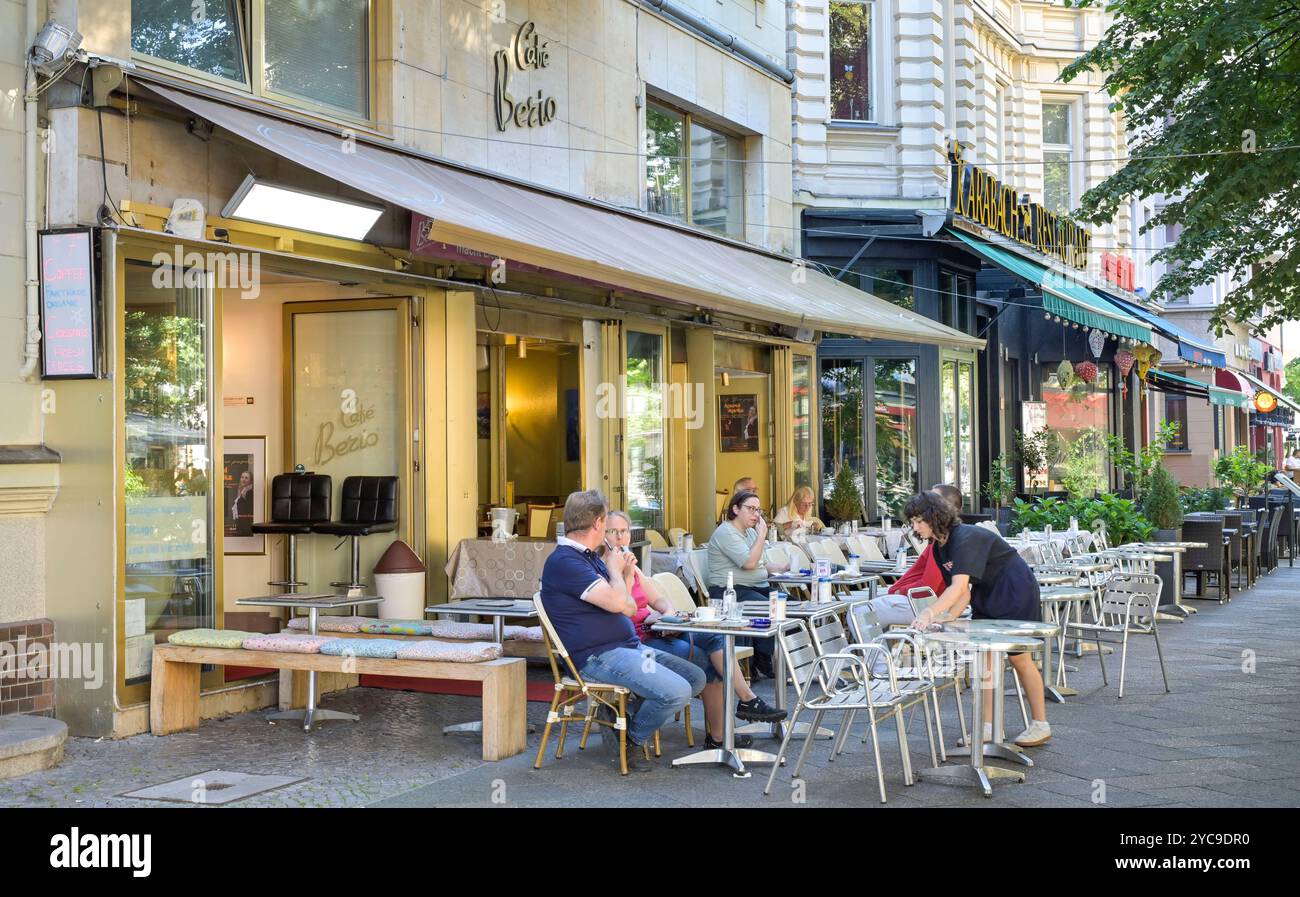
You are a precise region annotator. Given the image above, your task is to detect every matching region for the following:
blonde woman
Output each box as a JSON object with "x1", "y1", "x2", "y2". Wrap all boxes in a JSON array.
[{"x1": 774, "y1": 485, "x2": 826, "y2": 538}]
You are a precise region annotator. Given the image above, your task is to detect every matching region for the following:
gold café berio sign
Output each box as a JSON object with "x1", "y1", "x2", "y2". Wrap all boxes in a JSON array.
[
  {"x1": 948, "y1": 142, "x2": 1092, "y2": 271},
  {"x1": 494, "y1": 21, "x2": 559, "y2": 132}
]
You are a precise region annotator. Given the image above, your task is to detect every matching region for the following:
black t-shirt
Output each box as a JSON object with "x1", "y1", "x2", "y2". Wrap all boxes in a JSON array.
[{"x1": 932, "y1": 523, "x2": 1039, "y2": 620}]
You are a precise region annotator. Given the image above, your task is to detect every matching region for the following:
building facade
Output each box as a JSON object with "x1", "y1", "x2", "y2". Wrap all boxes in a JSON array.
[{"x1": 2, "y1": 0, "x2": 976, "y2": 735}]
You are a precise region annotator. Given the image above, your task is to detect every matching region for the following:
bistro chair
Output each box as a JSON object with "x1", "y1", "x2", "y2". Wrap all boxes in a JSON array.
[
  {"x1": 251, "y1": 472, "x2": 332, "y2": 593},
  {"x1": 847, "y1": 533, "x2": 886, "y2": 562},
  {"x1": 652, "y1": 571, "x2": 700, "y2": 613},
  {"x1": 685, "y1": 548, "x2": 712, "y2": 601},
  {"x1": 311, "y1": 476, "x2": 398, "y2": 591},
  {"x1": 1271, "y1": 497, "x2": 1295, "y2": 566},
  {"x1": 531, "y1": 594, "x2": 691, "y2": 774},
  {"x1": 1064, "y1": 573, "x2": 1170, "y2": 698},
  {"x1": 1219, "y1": 512, "x2": 1245, "y2": 590},
  {"x1": 666, "y1": 527, "x2": 688, "y2": 548},
  {"x1": 715, "y1": 490, "x2": 730, "y2": 522},
  {"x1": 1180, "y1": 518, "x2": 1227, "y2": 603},
  {"x1": 525, "y1": 503, "x2": 560, "y2": 538},
  {"x1": 645, "y1": 529, "x2": 670, "y2": 549},
  {"x1": 1263, "y1": 504, "x2": 1285, "y2": 573},
  {"x1": 810, "y1": 538, "x2": 850, "y2": 566}
]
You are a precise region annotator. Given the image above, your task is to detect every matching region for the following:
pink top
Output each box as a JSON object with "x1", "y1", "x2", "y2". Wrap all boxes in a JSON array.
[{"x1": 629, "y1": 573, "x2": 655, "y2": 643}]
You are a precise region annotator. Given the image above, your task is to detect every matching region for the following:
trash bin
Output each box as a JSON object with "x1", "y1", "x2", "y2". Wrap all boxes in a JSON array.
[{"x1": 373, "y1": 540, "x2": 426, "y2": 619}]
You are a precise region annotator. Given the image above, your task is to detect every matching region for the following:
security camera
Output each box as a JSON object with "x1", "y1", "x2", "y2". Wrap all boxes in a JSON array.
[{"x1": 30, "y1": 20, "x2": 83, "y2": 77}]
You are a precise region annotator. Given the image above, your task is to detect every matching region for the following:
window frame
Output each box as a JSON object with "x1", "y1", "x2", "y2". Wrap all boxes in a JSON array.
[
  {"x1": 643, "y1": 97, "x2": 747, "y2": 240},
  {"x1": 130, "y1": 0, "x2": 378, "y2": 126},
  {"x1": 827, "y1": 0, "x2": 876, "y2": 125},
  {"x1": 1040, "y1": 99, "x2": 1076, "y2": 215}
]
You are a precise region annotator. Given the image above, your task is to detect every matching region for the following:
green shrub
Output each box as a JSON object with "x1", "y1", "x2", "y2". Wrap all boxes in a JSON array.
[
  {"x1": 1011, "y1": 494, "x2": 1155, "y2": 546},
  {"x1": 825, "y1": 463, "x2": 864, "y2": 524},
  {"x1": 1142, "y1": 466, "x2": 1184, "y2": 530}
]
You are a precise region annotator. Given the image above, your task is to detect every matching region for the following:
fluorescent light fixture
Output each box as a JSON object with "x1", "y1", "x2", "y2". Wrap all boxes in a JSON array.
[{"x1": 221, "y1": 175, "x2": 384, "y2": 240}]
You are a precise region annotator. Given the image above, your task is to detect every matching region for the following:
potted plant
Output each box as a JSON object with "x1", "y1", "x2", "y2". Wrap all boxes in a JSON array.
[
  {"x1": 825, "y1": 463, "x2": 865, "y2": 525},
  {"x1": 1012, "y1": 426, "x2": 1056, "y2": 495},
  {"x1": 1142, "y1": 465, "x2": 1184, "y2": 542},
  {"x1": 1213, "y1": 446, "x2": 1273, "y2": 508},
  {"x1": 982, "y1": 454, "x2": 1018, "y2": 530}
]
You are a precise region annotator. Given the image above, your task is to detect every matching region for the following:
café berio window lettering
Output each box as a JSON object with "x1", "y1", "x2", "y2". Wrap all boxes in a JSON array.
[{"x1": 494, "y1": 21, "x2": 559, "y2": 132}]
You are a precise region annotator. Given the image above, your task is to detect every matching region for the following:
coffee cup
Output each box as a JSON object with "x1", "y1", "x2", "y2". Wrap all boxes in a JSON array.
[{"x1": 695, "y1": 606, "x2": 720, "y2": 621}]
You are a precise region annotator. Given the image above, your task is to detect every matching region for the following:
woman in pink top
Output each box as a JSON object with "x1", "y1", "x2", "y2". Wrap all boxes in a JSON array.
[{"x1": 604, "y1": 511, "x2": 785, "y2": 749}]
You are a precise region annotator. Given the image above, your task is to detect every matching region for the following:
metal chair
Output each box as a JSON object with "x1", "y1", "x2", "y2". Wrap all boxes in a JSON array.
[
  {"x1": 1064, "y1": 573, "x2": 1170, "y2": 698},
  {"x1": 762, "y1": 620, "x2": 930, "y2": 804}
]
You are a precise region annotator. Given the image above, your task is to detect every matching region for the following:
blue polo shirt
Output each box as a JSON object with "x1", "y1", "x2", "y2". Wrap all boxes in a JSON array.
[{"x1": 540, "y1": 537, "x2": 637, "y2": 668}]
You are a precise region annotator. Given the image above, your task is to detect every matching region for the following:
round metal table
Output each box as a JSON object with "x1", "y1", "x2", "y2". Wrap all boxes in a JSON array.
[
  {"x1": 947, "y1": 617, "x2": 1062, "y2": 704},
  {"x1": 1039, "y1": 585, "x2": 1096, "y2": 698},
  {"x1": 915, "y1": 630, "x2": 1043, "y2": 797}
]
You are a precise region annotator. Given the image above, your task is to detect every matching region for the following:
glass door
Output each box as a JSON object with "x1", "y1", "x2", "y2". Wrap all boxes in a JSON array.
[
  {"x1": 625, "y1": 327, "x2": 667, "y2": 530},
  {"x1": 871, "y1": 358, "x2": 920, "y2": 520},
  {"x1": 941, "y1": 354, "x2": 979, "y2": 512},
  {"x1": 122, "y1": 258, "x2": 217, "y2": 696}
]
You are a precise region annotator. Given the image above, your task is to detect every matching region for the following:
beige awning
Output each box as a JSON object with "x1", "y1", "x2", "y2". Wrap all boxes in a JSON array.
[{"x1": 146, "y1": 82, "x2": 983, "y2": 350}]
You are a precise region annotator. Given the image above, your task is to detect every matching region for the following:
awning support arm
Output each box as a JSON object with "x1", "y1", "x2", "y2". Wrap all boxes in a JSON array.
[{"x1": 833, "y1": 236, "x2": 877, "y2": 282}]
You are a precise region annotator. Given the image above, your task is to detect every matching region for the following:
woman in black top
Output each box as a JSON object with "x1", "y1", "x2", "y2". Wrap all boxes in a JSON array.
[{"x1": 903, "y1": 491, "x2": 1051, "y2": 748}]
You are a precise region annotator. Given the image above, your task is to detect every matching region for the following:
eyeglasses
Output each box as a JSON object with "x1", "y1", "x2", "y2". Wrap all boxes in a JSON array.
[
  {"x1": 740, "y1": 504, "x2": 762, "y2": 512},
  {"x1": 607, "y1": 528, "x2": 629, "y2": 537}
]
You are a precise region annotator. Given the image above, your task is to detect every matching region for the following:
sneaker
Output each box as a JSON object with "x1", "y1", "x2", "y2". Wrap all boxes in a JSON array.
[
  {"x1": 705, "y1": 732, "x2": 754, "y2": 750},
  {"x1": 623, "y1": 740, "x2": 653, "y2": 773},
  {"x1": 736, "y1": 696, "x2": 788, "y2": 723},
  {"x1": 1014, "y1": 720, "x2": 1052, "y2": 747}
]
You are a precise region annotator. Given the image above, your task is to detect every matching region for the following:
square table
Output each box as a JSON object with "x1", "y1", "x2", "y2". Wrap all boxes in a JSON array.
[
  {"x1": 427, "y1": 598, "x2": 539, "y2": 736},
  {"x1": 235, "y1": 592, "x2": 384, "y2": 731}
]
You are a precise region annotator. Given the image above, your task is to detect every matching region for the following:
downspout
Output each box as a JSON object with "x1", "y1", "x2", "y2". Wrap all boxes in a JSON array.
[
  {"x1": 19, "y1": 0, "x2": 40, "y2": 380},
  {"x1": 638, "y1": 0, "x2": 794, "y2": 83}
]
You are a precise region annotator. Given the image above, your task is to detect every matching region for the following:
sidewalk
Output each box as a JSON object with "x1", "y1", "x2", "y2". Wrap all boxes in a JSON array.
[{"x1": 3, "y1": 564, "x2": 1298, "y2": 808}]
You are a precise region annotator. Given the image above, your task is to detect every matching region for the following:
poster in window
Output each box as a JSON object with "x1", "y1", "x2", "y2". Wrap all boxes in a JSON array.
[
  {"x1": 719, "y1": 394, "x2": 760, "y2": 453},
  {"x1": 223, "y1": 436, "x2": 266, "y2": 555}
]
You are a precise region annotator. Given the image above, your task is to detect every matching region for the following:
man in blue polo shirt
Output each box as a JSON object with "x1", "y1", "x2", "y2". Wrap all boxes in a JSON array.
[{"x1": 540, "y1": 489, "x2": 705, "y2": 770}]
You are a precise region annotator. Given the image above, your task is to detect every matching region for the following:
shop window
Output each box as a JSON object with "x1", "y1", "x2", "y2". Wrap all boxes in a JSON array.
[
  {"x1": 645, "y1": 101, "x2": 745, "y2": 239},
  {"x1": 874, "y1": 358, "x2": 919, "y2": 519},
  {"x1": 1042, "y1": 101, "x2": 1073, "y2": 214},
  {"x1": 829, "y1": 1, "x2": 873, "y2": 122},
  {"x1": 941, "y1": 358, "x2": 977, "y2": 511},
  {"x1": 938, "y1": 271, "x2": 975, "y2": 334},
  {"x1": 1163, "y1": 395, "x2": 1189, "y2": 450},
  {"x1": 1040, "y1": 363, "x2": 1112, "y2": 494},
  {"x1": 132, "y1": 0, "x2": 371, "y2": 120},
  {"x1": 820, "y1": 358, "x2": 865, "y2": 509},
  {"x1": 625, "y1": 330, "x2": 666, "y2": 530},
  {"x1": 861, "y1": 268, "x2": 914, "y2": 311}
]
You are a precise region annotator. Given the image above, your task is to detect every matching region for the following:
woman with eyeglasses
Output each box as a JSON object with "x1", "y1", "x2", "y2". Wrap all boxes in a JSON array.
[
  {"x1": 603, "y1": 511, "x2": 785, "y2": 749},
  {"x1": 705, "y1": 490, "x2": 778, "y2": 679}
]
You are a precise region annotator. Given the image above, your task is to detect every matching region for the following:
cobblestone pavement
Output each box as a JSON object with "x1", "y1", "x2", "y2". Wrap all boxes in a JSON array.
[{"x1": 4, "y1": 562, "x2": 1299, "y2": 808}]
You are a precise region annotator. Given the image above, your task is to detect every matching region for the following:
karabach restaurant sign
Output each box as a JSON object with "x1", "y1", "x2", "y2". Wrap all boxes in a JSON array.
[
  {"x1": 948, "y1": 143, "x2": 1091, "y2": 271},
  {"x1": 494, "y1": 21, "x2": 558, "y2": 132}
]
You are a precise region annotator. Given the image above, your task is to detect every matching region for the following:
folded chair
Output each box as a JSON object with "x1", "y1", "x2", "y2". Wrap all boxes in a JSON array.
[{"x1": 532, "y1": 594, "x2": 691, "y2": 774}]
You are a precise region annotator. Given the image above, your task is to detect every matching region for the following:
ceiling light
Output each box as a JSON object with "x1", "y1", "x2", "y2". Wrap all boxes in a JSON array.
[{"x1": 221, "y1": 175, "x2": 384, "y2": 240}]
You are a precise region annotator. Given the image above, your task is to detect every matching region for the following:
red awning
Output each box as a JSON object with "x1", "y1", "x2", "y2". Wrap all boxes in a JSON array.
[{"x1": 1215, "y1": 369, "x2": 1252, "y2": 396}]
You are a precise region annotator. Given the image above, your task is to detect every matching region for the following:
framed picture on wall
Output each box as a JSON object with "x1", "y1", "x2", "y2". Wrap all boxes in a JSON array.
[
  {"x1": 223, "y1": 436, "x2": 266, "y2": 555},
  {"x1": 719, "y1": 394, "x2": 760, "y2": 453}
]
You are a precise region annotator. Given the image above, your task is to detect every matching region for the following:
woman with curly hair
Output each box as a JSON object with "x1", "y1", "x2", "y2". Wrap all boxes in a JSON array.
[{"x1": 903, "y1": 490, "x2": 1050, "y2": 747}]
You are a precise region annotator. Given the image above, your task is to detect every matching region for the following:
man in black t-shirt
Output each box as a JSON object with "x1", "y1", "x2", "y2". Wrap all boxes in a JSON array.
[{"x1": 903, "y1": 491, "x2": 1050, "y2": 748}]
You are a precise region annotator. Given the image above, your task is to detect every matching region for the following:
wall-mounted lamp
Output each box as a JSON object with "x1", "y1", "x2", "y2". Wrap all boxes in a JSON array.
[
  {"x1": 721, "y1": 371, "x2": 731, "y2": 387},
  {"x1": 518, "y1": 338, "x2": 527, "y2": 359},
  {"x1": 222, "y1": 174, "x2": 384, "y2": 240}
]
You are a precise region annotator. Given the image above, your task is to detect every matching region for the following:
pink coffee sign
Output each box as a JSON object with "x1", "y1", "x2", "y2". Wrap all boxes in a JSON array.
[{"x1": 40, "y1": 229, "x2": 97, "y2": 378}]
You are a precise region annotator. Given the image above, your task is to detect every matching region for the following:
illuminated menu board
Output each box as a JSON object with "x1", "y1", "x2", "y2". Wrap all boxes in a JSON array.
[{"x1": 39, "y1": 229, "x2": 98, "y2": 379}]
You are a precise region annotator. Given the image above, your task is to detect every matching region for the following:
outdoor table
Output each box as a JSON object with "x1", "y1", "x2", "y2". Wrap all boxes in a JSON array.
[
  {"x1": 735, "y1": 598, "x2": 871, "y2": 741},
  {"x1": 650, "y1": 616, "x2": 795, "y2": 778},
  {"x1": 444, "y1": 537, "x2": 556, "y2": 600},
  {"x1": 1120, "y1": 542, "x2": 1208, "y2": 618},
  {"x1": 427, "y1": 598, "x2": 539, "y2": 736},
  {"x1": 915, "y1": 629, "x2": 1043, "y2": 797},
  {"x1": 235, "y1": 592, "x2": 384, "y2": 731},
  {"x1": 768, "y1": 571, "x2": 879, "y2": 600},
  {"x1": 945, "y1": 618, "x2": 1062, "y2": 705},
  {"x1": 1034, "y1": 573, "x2": 1078, "y2": 587}
]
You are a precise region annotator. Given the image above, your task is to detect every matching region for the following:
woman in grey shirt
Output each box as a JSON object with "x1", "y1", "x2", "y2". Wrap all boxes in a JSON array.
[{"x1": 706, "y1": 490, "x2": 776, "y2": 677}]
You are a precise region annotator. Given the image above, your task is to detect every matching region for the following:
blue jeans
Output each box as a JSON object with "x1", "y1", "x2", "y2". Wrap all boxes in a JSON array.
[
  {"x1": 644, "y1": 632, "x2": 726, "y2": 683},
  {"x1": 580, "y1": 646, "x2": 707, "y2": 746}
]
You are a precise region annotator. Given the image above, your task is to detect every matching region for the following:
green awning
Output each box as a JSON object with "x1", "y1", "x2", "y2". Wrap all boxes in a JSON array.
[
  {"x1": 1151, "y1": 369, "x2": 1247, "y2": 407},
  {"x1": 949, "y1": 230, "x2": 1156, "y2": 346}
]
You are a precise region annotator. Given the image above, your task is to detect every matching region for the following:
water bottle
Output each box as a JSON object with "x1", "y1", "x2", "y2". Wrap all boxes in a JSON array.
[
  {"x1": 817, "y1": 576, "x2": 832, "y2": 603},
  {"x1": 770, "y1": 589, "x2": 788, "y2": 621},
  {"x1": 846, "y1": 553, "x2": 860, "y2": 575},
  {"x1": 723, "y1": 571, "x2": 738, "y2": 621}
]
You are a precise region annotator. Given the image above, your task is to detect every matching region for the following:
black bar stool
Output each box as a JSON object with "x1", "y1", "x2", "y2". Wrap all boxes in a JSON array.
[
  {"x1": 251, "y1": 473, "x2": 332, "y2": 593},
  {"x1": 312, "y1": 476, "x2": 399, "y2": 591}
]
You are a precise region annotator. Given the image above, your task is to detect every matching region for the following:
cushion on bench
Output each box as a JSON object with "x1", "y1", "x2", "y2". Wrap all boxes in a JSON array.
[
  {"x1": 242, "y1": 633, "x2": 335, "y2": 653},
  {"x1": 428, "y1": 620, "x2": 496, "y2": 640},
  {"x1": 286, "y1": 615, "x2": 368, "y2": 633},
  {"x1": 319, "y1": 638, "x2": 406, "y2": 659},
  {"x1": 505, "y1": 625, "x2": 543, "y2": 642},
  {"x1": 394, "y1": 640, "x2": 503, "y2": 663},
  {"x1": 168, "y1": 629, "x2": 263, "y2": 649},
  {"x1": 359, "y1": 619, "x2": 435, "y2": 636}
]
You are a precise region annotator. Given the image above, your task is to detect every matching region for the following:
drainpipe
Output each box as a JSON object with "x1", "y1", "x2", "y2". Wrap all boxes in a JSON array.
[
  {"x1": 638, "y1": 0, "x2": 794, "y2": 83},
  {"x1": 19, "y1": 0, "x2": 40, "y2": 380}
]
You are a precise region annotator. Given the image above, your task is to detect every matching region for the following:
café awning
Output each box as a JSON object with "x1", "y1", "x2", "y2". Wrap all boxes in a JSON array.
[
  {"x1": 1101, "y1": 295, "x2": 1227, "y2": 368},
  {"x1": 1239, "y1": 369, "x2": 1300, "y2": 415},
  {"x1": 143, "y1": 82, "x2": 982, "y2": 351},
  {"x1": 1147, "y1": 369, "x2": 1243, "y2": 406},
  {"x1": 1214, "y1": 369, "x2": 1254, "y2": 408},
  {"x1": 948, "y1": 229, "x2": 1155, "y2": 346}
]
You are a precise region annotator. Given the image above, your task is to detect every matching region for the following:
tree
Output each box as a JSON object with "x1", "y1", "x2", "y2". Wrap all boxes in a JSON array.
[
  {"x1": 1283, "y1": 356, "x2": 1300, "y2": 407},
  {"x1": 1060, "y1": 1, "x2": 1300, "y2": 332}
]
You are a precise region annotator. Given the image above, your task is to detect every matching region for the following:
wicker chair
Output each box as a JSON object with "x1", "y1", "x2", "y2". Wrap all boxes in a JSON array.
[
  {"x1": 1263, "y1": 504, "x2": 1285, "y2": 573},
  {"x1": 1222, "y1": 512, "x2": 1243, "y2": 590},
  {"x1": 1270, "y1": 497, "x2": 1294, "y2": 566},
  {"x1": 1180, "y1": 518, "x2": 1227, "y2": 604}
]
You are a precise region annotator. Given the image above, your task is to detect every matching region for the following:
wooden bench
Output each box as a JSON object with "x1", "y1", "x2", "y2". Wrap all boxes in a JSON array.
[{"x1": 150, "y1": 645, "x2": 527, "y2": 761}]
